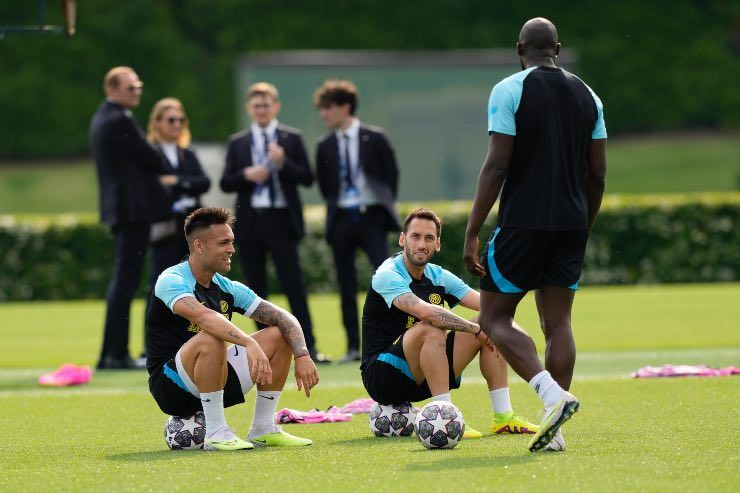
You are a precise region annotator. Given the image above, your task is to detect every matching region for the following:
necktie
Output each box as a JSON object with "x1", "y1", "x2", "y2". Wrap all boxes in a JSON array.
[
  {"x1": 341, "y1": 133, "x2": 355, "y2": 190},
  {"x1": 263, "y1": 131, "x2": 276, "y2": 206}
]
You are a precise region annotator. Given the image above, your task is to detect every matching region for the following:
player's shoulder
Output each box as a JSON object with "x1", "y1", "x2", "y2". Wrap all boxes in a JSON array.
[
  {"x1": 211, "y1": 272, "x2": 237, "y2": 291},
  {"x1": 422, "y1": 262, "x2": 448, "y2": 285},
  {"x1": 373, "y1": 254, "x2": 410, "y2": 283},
  {"x1": 160, "y1": 261, "x2": 192, "y2": 280},
  {"x1": 494, "y1": 67, "x2": 538, "y2": 91},
  {"x1": 562, "y1": 69, "x2": 603, "y2": 103},
  {"x1": 155, "y1": 261, "x2": 195, "y2": 292}
]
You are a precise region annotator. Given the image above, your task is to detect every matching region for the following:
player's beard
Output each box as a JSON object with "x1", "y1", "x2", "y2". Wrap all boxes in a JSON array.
[{"x1": 404, "y1": 245, "x2": 434, "y2": 267}]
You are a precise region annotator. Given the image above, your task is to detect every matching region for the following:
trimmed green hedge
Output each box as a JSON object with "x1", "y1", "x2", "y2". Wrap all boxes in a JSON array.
[{"x1": 0, "y1": 193, "x2": 738, "y2": 301}]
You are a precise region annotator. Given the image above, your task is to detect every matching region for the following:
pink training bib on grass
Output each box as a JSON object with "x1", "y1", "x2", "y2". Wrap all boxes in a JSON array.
[{"x1": 632, "y1": 364, "x2": 740, "y2": 378}]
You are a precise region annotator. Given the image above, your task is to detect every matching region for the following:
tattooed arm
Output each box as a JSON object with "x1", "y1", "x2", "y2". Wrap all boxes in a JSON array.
[
  {"x1": 173, "y1": 296, "x2": 273, "y2": 384},
  {"x1": 392, "y1": 293, "x2": 480, "y2": 334},
  {"x1": 250, "y1": 300, "x2": 310, "y2": 358},
  {"x1": 173, "y1": 296, "x2": 255, "y2": 345},
  {"x1": 250, "y1": 299, "x2": 319, "y2": 397}
]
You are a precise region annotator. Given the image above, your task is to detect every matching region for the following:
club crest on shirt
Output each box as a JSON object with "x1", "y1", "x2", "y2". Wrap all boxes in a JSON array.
[
  {"x1": 220, "y1": 300, "x2": 229, "y2": 313},
  {"x1": 429, "y1": 293, "x2": 442, "y2": 305}
]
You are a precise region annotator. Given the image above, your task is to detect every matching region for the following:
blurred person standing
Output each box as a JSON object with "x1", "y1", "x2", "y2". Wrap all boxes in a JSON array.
[
  {"x1": 90, "y1": 66, "x2": 175, "y2": 370},
  {"x1": 220, "y1": 83, "x2": 326, "y2": 362},
  {"x1": 140, "y1": 97, "x2": 211, "y2": 363},
  {"x1": 314, "y1": 79, "x2": 401, "y2": 364}
]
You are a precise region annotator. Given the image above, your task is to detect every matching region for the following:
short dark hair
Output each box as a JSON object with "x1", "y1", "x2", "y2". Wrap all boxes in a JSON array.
[
  {"x1": 184, "y1": 207, "x2": 234, "y2": 239},
  {"x1": 313, "y1": 79, "x2": 358, "y2": 115},
  {"x1": 403, "y1": 208, "x2": 442, "y2": 237}
]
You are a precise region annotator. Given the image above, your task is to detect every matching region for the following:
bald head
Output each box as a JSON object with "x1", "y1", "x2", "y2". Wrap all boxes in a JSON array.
[{"x1": 517, "y1": 17, "x2": 560, "y2": 64}]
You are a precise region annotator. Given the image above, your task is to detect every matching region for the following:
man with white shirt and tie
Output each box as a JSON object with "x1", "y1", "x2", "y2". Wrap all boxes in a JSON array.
[
  {"x1": 220, "y1": 82, "x2": 327, "y2": 363},
  {"x1": 314, "y1": 79, "x2": 401, "y2": 364}
]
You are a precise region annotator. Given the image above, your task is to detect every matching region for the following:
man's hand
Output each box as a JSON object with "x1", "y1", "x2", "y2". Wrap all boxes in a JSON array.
[
  {"x1": 474, "y1": 327, "x2": 496, "y2": 352},
  {"x1": 244, "y1": 338, "x2": 272, "y2": 385},
  {"x1": 294, "y1": 355, "x2": 319, "y2": 397},
  {"x1": 244, "y1": 166, "x2": 270, "y2": 184},
  {"x1": 159, "y1": 174, "x2": 178, "y2": 186},
  {"x1": 464, "y1": 235, "x2": 486, "y2": 277},
  {"x1": 267, "y1": 143, "x2": 285, "y2": 169}
]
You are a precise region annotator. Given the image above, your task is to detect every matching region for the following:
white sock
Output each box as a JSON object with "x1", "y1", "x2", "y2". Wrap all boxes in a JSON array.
[
  {"x1": 249, "y1": 390, "x2": 281, "y2": 437},
  {"x1": 529, "y1": 370, "x2": 565, "y2": 409},
  {"x1": 490, "y1": 388, "x2": 512, "y2": 415},
  {"x1": 200, "y1": 390, "x2": 230, "y2": 439},
  {"x1": 432, "y1": 393, "x2": 451, "y2": 403}
]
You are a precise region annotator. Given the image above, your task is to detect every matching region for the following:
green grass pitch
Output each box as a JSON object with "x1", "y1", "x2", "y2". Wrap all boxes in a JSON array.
[{"x1": 1, "y1": 284, "x2": 738, "y2": 492}]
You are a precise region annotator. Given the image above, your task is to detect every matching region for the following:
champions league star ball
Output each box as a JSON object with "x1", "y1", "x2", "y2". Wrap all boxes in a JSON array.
[
  {"x1": 164, "y1": 411, "x2": 206, "y2": 450},
  {"x1": 368, "y1": 402, "x2": 417, "y2": 437},
  {"x1": 414, "y1": 401, "x2": 465, "y2": 449}
]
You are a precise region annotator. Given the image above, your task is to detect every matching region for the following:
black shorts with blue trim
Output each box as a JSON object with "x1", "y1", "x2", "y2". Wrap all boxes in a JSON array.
[
  {"x1": 480, "y1": 227, "x2": 589, "y2": 293},
  {"x1": 148, "y1": 358, "x2": 245, "y2": 417},
  {"x1": 361, "y1": 331, "x2": 461, "y2": 405}
]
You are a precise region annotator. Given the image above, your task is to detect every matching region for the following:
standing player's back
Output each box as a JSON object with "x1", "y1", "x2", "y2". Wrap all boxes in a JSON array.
[{"x1": 489, "y1": 66, "x2": 606, "y2": 230}]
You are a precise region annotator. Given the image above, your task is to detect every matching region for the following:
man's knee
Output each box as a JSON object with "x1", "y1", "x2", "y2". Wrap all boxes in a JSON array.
[
  {"x1": 191, "y1": 330, "x2": 227, "y2": 355},
  {"x1": 409, "y1": 322, "x2": 446, "y2": 345},
  {"x1": 259, "y1": 326, "x2": 291, "y2": 355}
]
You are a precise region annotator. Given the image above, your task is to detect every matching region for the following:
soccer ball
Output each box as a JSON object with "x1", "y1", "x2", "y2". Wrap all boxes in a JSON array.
[
  {"x1": 368, "y1": 402, "x2": 417, "y2": 437},
  {"x1": 164, "y1": 411, "x2": 206, "y2": 450},
  {"x1": 414, "y1": 401, "x2": 465, "y2": 449}
]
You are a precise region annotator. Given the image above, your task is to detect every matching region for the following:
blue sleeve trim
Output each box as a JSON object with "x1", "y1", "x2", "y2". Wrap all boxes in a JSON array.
[
  {"x1": 377, "y1": 352, "x2": 415, "y2": 381},
  {"x1": 486, "y1": 228, "x2": 524, "y2": 293},
  {"x1": 487, "y1": 67, "x2": 536, "y2": 136}
]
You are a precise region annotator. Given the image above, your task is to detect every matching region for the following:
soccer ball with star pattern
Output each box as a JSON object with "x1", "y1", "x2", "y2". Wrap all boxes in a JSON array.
[
  {"x1": 164, "y1": 411, "x2": 206, "y2": 450},
  {"x1": 368, "y1": 402, "x2": 417, "y2": 437},
  {"x1": 414, "y1": 401, "x2": 465, "y2": 449}
]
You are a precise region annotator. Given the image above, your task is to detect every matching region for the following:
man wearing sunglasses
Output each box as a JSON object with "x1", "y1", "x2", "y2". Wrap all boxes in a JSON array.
[{"x1": 90, "y1": 66, "x2": 176, "y2": 370}]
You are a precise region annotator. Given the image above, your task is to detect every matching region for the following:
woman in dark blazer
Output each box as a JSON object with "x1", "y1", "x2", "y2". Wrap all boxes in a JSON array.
[{"x1": 144, "y1": 98, "x2": 211, "y2": 322}]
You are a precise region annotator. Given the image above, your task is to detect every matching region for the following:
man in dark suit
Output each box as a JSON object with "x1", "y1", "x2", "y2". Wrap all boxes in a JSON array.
[
  {"x1": 314, "y1": 79, "x2": 401, "y2": 363},
  {"x1": 220, "y1": 82, "x2": 328, "y2": 363},
  {"x1": 90, "y1": 66, "x2": 174, "y2": 370}
]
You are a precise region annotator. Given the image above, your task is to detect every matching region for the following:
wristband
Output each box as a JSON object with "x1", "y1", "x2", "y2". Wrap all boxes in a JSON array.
[
  {"x1": 294, "y1": 353, "x2": 309, "y2": 360},
  {"x1": 474, "y1": 327, "x2": 482, "y2": 336}
]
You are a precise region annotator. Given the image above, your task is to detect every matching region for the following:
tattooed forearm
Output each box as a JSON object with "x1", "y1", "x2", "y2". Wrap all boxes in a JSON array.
[
  {"x1": 394, "y1": 293, "x2": 420, "y2": 313},
  {"x1": 251, "y1": 301, "x2": 309, "y2": 356},
  {"x1": 226, "y1": 329, "x2": 241, "y2": 341},
  {"x1": 426, "y1": 305, "x2": 478, "y2": 333},
  {"x1": 394, "y1": 293, "x2": 478, "y2": 333}
]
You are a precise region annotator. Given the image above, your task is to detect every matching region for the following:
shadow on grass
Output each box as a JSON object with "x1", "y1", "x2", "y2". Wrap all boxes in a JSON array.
[
  {"x1": 106, "y1": 450, "x2": 216, "y2": 462},
  {"x1": 405, "y1": 452, "x2": 538, "y2": 471},
  {"x1": 331, "y1": 436, "x2": 418, "y2": 447}
]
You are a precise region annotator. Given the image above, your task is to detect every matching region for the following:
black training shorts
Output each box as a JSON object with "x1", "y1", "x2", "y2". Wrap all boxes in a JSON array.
[
  {"x1": 148, "y1": 358, "x2": 245, "y2": 417},
  {"x1": 361, "y1": 331, "x2": 461, "y2": 405},
  {"x1": 480, "y1": 227, "x2": 588, "y2": 293}
]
